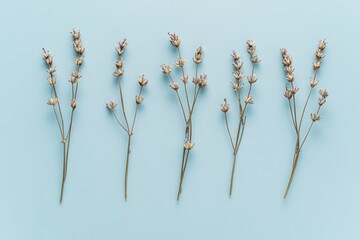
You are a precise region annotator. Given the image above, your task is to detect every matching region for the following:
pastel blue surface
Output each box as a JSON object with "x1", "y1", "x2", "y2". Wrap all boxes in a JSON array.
[{"x1": 0, "y1": 0, "x2": 359, "y2": 239}]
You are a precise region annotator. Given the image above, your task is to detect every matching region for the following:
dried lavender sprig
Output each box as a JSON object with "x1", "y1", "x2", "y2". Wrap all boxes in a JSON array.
[
  {"x1": 106, "y1": 39, "x2": 148, "y2": 201},
  {"x1": 162, "y1": 32, "x2": 207, "y2": 201},
  {"x1": 222, "y1": 40, "x2": 260, "y2": 197},
  {"x1": 281, "y1": 40, "x2": 328, "y2": 199},
  {"x1": 43, "y1": 28, "x2": 85, "y2": 204}
]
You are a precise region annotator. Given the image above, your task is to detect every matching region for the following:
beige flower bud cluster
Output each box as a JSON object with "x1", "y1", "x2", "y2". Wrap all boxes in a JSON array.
[
  {"x1": 43, "y1": 49, "x2": 56, "y2": 86},
  {"x1": 69, "y1": 71, "x2": 82, "y2": 84},
  {"x1": 247, "y1": 40, "x2": 261, "y2": 64},
  {"x1": 184, "y1": 140, "x2": 195, "y2": 150},
  {"x1": 221, "y1": 98, "x2": 229, "y2": 112},
  {"x1": 283, "y1": 86, "x2": 299, "y2": 100},
  {"x1": 281, "y1": 49, "x2": 299, "y2": 100},
  {"x1": 47, "y1": 97, "x2": 58, "y2": 106},
  {"x1": 116, "y1": 39, "x2": 128, "y2": 56},
  {"x1": 280, "y1": 48, "x2": 295, "y2": 83},
  {"x1": 175, "y1": 57, "x2": 185, "y2": 67},
  {"x1": 138, "y1": 74, "x2": 148, "y2": 87},
  {"x1": 316, "y1": 89, "x2": 329, "y2": 107},
  {"x1": 193, "y1": 46, "x2": 204, "y2": 64},
  {"x1": 106, "y1": 101, "x2": 117, "y2": 111},
  {"x1": 135, "y1": 95, "x2": 144, "y2": 104},
  {"x1": 161, "y1": 64, "x2": 172, "y2": 74},
  {"x1": 313, "y1": 40, "x2": 327, "y2": 71},
  {"x1": 69, "y1": 29, "x2": 85, "y2": 109},
  {"x1": 168, "y1": 32, "x2": 181, "y2": 48},
  {"x1": 113, "y1": 39, "x2": 128, "y2": 78},
  {"x1": 228, "y1": 40, "x2": 260, "y2": 109},
  {"x1": 71, "y1": 29, "x2": 85, "y2": 56},
  {"x1": 194, "y1": 74, "x2": 207, "y2": 88}
]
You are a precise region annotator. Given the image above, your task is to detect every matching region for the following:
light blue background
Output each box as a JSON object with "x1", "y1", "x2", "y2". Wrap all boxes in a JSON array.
[{"x1": 0, "y1": 0, "x2": 359, "y2": 239}]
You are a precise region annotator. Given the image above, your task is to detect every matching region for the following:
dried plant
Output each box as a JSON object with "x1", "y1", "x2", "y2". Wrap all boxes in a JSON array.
[
  {"x1": 222, "y1": 40, "x2": 260, "y2": 197},
  {"x1": 106, "y1": 39, "x2": 148, "y2": 201},
  {"x1": 281, "y1": 40, "x2": 328, "y2": 199},
  {"x1": 162, "y1": 33, "x2": 208, "y2": 201},
  {"x1": 43, "y1": 29, "x2": 85, "y2": 203}
]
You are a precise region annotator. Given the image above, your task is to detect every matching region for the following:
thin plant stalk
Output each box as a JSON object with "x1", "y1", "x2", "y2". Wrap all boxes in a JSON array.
[{"x1": 107, "y1": 39, "x2": 148, "y2": 201}]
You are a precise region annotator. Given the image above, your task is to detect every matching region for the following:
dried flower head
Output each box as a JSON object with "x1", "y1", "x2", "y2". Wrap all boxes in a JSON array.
[
  {"x1": 221, "y1": 99, "x2": 229, "y2": 112},
  {"x1": 285, "y1": 66, "x2": 294, "y2": 74},
  {"x1": 318, "y1": 98, "x2": 326, "y2": 106},
  {"x1": 181, "y1": 75, "x2": 189, "y2": 83},
  {"x1": 113, "y1": 69, "x2": 124, "y2": 77},
  {"x1": 170, "y1": 82, "x2": 179, "y2": 91},
  {"x1": 315, "y1": 50, "x2": 325, "y2": 60},
  {"x1": 135, "y1": 95, "x2": 144, "y2": 104},
  {"x1": 168, "y1": 32, "x2": 181, "y2": 48},
  {"x1": 184, "y1": 140, "x2": 195, "y2": 150},
  {"x1": 291, "y1": 86, "x2": 299, "y2": 94},
  {"x1": 284, "y1": 89, "x2": 293, "y2": 99},
  {"x1": 280, "y1": 48, "x2": 288, "y2": 56},
  {"x1": 193, "y1": 46, "x2": 204, "y2": 64},
  {"x1": 71, "y1": 99, "x2": 77, "y2": 109},
  {"x1": 251, "y1": 55, "x2": 261, "y2": 64},
  {"x1": 69, "y1": 71, "x2": 82, "y2": 84},
  {"x1": 138, "y1": 74, "x2": 148, "y2": 86},
  {"x1": 115, "y1": 60, "x2": 124, "y2": 69},
  {"x1": 282, "y1": 57, "x2": 292, "y2": 66},
  {"x1": 106, "y1": 101, "x2": 117, "y2": 111},
  {"x1": 233, "y1": 60, "x2": 243, "y2": 69},
  {"x1": 310, "y1": 77, "x2": 319, "y2": 88},
  {"x1": 48, "y1": 77, "x2": 56, "y2": 86},
  {"x1": 71, "y1": 29, "x2": 81, "y2": 40},
  {"x1": 318, "y1": 39, "x2": 327, "y2": 51},
  {"x1": 44, "y1": 56, "x2": 53, "y2": 66},
  {"x1": 246, "y1": 40, "x2": 256, "y2": 48},
  {"x1": 233, "y1": 71, "x2": 244, "y2": 80},
  {"x1": 247, "y1": 75, "x2": 257, "y2": 84},
  {"x1": 47, "y1": 97, "x2": 58, "y2": 106},
  {"x1": 161, "y1": 64, "x2": 172, "y2": 74},
  {"x1": 192, "y1": 77, "x2": 200, "y2": 85},
  {"x1": 232, "y1": 51, "x2": 240, "y2": 61},
  {"x1": 116, "y1": 39, "x2": 128, "y2": 56},
  {"x1": 313, "y1": 61, "x2": 321, "y2": 70},
  {"x1": 319, "y1": 89, "x2": 329, "y2": 98},
  {"x1": 71, "y1": 30, "x2": 85, "y2": 56},
  {"x1": 74, "y1": 58, "x2": 84, "y2": 66},
  {"x1": 311, "y1": 113, "x2": 320, "y2": 122},
  {"x1": 286, "y1": 73, "x2": 295, "y2": 82},
  {"x1": 198, "y1": 74, "x2": 208, "y2": 88},
  {"x1": 47, "y1": 67, "x2": 56, "y2": 75},
  {"x1": 245, "y1": 95, "x2": 254, "y2": 104},
  {"x1": 247, "y1": 40, "x2": 257, "y2": 55},
  {"x1": 175, "y1": 57, "x2": 185, "y2": 67},
  {"x1": 42, "y1": 49, "x2": 51, "y2": 59},
  {"x1": 232, "y1": 82, "x2": 243, "y2": 91}
]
